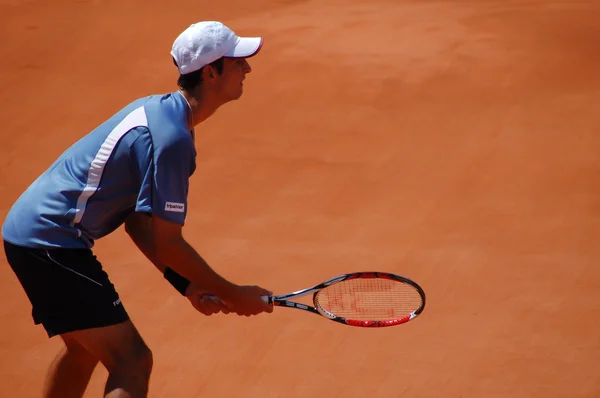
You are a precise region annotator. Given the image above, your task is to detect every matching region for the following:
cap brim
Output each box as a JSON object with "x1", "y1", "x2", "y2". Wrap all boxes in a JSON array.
[{"x1": 225, "y1": 37, "x2": 263, "y2": 58}]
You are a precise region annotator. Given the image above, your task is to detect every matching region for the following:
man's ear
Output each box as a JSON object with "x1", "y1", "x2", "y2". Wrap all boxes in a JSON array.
[{"x1": 202, "y1": 65, "x2": 216, "y2": 83}]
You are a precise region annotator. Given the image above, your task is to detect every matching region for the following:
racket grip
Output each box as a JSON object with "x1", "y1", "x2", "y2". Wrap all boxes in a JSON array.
[
  {"x1": 207, "y1": 295, "x2": 273, "y2": 306},
  {"x1": 262, "y1": 295, "x2": 273, "y2": 306}
]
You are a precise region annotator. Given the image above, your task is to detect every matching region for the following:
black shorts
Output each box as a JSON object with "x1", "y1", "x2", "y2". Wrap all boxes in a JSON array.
[{"x1": 3, "y1": 240, "x2": 130, "y2": 338}]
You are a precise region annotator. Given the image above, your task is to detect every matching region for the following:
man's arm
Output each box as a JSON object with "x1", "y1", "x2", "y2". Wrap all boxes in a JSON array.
[
  {"x1": 124, "y1": 211, "x2": 247, "y2": 306},
  {"x1": 124, "y1": 131, "x2": 271, "y2": 315},
  {"x1": 125, "y1": 212, "x2": 234, "y2": 315},
  {"x1": 124, "y1": 211, "x2": 168, "y2": 273}
]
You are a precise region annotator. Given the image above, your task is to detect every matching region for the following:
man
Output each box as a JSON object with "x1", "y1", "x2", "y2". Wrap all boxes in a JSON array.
[{"x1": 2, "y1": 21, "x2": 272, "y2": 397}]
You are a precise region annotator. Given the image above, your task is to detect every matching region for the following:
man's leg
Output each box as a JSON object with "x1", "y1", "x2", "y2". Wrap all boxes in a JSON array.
[
  {"x1": 61, "y1": 320, "x2": 153, "y2": 398},
  {"x1": 43, "y1": 335, "x2": 99, "y2": 398},
  {"x1": 3, "y1": 241, "x2": 150, "y2": 397}
]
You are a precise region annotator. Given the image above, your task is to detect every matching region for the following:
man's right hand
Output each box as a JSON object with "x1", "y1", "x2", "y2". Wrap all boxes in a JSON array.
[{"x1": 226, "y1": 285, "x2": 274, "y2": 316}]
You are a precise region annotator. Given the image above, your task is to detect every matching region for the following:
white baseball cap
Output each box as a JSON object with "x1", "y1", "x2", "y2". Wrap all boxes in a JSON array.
[{"x1": 171, "y1": 21, "x2": 263, "y2": 75}]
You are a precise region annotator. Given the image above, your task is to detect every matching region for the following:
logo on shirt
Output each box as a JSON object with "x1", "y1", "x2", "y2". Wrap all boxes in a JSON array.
[{"x1": 165, "y1": 202, "x2": 185, "y2": 213}]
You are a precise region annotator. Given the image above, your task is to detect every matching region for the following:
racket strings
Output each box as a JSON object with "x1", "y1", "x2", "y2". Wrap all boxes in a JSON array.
[{"x1": 314, "y1": 278, "x2": 423, "y2": 321}]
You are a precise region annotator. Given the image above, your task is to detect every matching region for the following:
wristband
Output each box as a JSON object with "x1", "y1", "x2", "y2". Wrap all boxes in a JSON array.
[{"x1": 164, "y1": 267, "x2": 191, "y2": 296}]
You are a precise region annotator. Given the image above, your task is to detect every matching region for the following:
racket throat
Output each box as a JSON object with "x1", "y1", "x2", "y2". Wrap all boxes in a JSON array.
[{"x1": 278, "y1": 300, "x2": 320, "y2": 314}]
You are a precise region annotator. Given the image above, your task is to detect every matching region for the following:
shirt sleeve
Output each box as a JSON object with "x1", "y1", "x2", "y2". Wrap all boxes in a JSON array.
[{"x1": 133, "y1": 129, "x2": 195, "y2": 225}]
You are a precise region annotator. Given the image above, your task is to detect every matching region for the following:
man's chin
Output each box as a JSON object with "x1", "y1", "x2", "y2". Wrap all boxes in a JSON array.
[{"x1": 232, "y1": 90, "x2": 244, "y2": 100}]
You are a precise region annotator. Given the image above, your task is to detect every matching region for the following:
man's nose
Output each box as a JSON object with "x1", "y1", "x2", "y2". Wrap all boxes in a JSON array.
[{"x1": 243, "y1": 59, "x2": 252, "y2": 73}]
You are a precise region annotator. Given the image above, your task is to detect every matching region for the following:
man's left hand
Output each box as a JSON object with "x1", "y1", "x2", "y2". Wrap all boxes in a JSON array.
[{"x1": 186, "y1": 284, "x2": 231, "y2": 315}]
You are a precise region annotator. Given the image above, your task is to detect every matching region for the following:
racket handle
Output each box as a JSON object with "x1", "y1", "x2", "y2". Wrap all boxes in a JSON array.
[{"x1": 206, "y1": 295, "x2": 273, "y2": 306}]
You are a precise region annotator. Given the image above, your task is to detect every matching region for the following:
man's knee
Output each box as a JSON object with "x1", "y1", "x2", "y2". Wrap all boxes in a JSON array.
[
  {"x1": 107, "y1": 341, "x2": 153, "y2": 378},
  {"x1": 61, "y1": 321, "x2": 153, "y2": 380}
]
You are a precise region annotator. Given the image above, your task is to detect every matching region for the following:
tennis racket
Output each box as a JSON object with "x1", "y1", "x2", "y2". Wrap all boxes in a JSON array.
[{"x1": 259, "y1": 271, "x2": 426, "y2": 328}]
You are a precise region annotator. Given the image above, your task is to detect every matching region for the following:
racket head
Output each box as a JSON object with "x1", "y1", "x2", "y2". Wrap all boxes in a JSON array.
[{"x1": 312, "y1": 272, "x2": 426, "y2": 327}]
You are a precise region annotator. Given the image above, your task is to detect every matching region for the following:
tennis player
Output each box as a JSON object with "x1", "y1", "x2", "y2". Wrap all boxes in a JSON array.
[{"x1": 2, "y1": 21, "x2": 271, "y2": 397}]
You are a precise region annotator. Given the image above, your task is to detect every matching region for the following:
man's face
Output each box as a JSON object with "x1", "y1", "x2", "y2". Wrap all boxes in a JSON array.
[{"x1": 214, "y1": 57, "x2": 252, "y2": 102}]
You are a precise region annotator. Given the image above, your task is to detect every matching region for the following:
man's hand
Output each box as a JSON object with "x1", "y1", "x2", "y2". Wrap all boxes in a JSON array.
[
  {"x1": 224, "y1": 285, "x2": 274, "y2": 317},
  {"x1": 186, "y1": 284, "x2": 231, "y2": 316},
  {"x1": 186, "y1": 284, "x2": 273, "y2": 317}
]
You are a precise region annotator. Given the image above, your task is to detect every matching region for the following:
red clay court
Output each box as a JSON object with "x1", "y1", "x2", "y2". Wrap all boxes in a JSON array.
[{"x1": 1, "y1": 0, "x2": 599, "y2": 397}]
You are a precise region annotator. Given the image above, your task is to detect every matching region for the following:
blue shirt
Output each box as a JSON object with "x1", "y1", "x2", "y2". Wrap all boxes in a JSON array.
[{"x1": 2, "y1": 91, "x2": 196, "y2": 249}]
